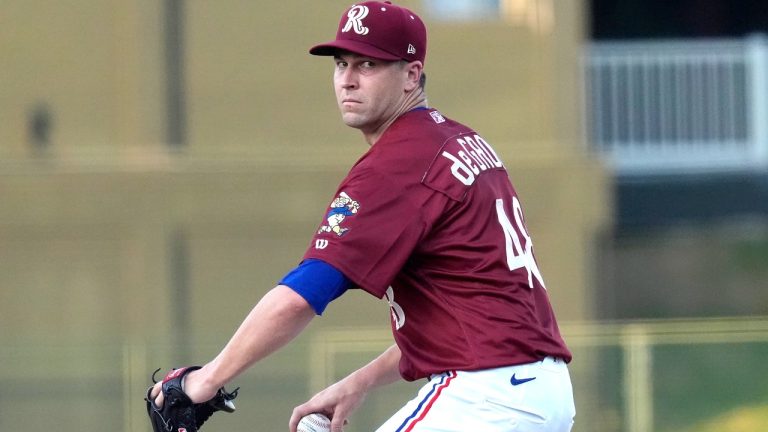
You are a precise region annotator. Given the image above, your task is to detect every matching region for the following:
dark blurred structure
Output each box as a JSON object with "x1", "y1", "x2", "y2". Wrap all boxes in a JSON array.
[
  {"x1": 591, "y1": 0, "x2": 768, "y2": 39},
  {"x1": 28, "y1": 103, "x2": 53, "y2": 155}
]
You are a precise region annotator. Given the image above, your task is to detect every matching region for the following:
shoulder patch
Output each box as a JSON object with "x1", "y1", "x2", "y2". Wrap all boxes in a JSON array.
[
  {"x1": 429, "y1": 110, "x2": 446, "y2": 124},
  {"x1": 317, "y1": 191, "x2": 360, "y2": 237}
]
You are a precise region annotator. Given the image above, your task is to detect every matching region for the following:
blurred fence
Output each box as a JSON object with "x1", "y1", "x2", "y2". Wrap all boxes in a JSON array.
[
  {"x1": 586, "y1": 34, "x2": 768, "y2": 175},
  {"x1": 2, "y1": 317, "x2": 767, "y2": 431},
  {"x1": 310, "y1": 317, "x2": 768, "y2": 432}
]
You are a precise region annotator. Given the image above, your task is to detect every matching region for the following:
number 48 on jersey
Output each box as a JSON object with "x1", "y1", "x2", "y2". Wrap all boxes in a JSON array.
[{"x1": 495, "y1": 197, "x2": 546, "y2": 289}]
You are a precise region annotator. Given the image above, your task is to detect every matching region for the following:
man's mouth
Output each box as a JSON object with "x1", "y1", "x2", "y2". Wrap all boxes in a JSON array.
[{"x1": 342, "y1": 98, "x2": 361, "y2": 105}]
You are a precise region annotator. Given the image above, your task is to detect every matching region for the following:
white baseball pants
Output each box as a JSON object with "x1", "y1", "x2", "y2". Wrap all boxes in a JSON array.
[{"x1": 376, "y1": 357, "x2": 575, "y2": 432}]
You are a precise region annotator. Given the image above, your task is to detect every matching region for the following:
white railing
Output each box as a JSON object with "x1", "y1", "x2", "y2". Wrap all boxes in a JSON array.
[{"x1": 586, "y1": 34, "x2": 768, "y2": 175}]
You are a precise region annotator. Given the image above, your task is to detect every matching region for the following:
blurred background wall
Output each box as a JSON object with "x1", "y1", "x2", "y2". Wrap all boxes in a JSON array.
[{"x1": 1, "y1": 0, "x2": 766, "y2": 431}]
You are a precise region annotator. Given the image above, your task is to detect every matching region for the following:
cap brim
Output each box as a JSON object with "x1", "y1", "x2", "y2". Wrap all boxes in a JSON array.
[{"x1": 309, "y1": 39, "x2": 401, "y2": 61}]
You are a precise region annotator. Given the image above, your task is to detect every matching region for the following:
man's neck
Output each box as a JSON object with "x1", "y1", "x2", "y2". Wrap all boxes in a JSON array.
[{"x1": 363, "y1": 89, "x2": 427, "y2": 146}]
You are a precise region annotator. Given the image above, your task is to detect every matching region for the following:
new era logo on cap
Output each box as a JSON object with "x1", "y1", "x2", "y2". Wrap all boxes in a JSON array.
[{"x1": 310, "y1": 1, "x2": 427, "y2": 65}]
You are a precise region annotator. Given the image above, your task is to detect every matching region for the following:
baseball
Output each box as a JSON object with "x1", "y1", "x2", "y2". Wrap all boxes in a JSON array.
[{"x1": 297, "y1": 413, "x2": 331, "y2": 432}]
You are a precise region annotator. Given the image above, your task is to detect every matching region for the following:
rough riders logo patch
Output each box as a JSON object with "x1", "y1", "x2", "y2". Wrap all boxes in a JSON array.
[
  {"x1": 342, "y1": 5, "x2": 370, "y2": 35},
  {"x1": 318, "y1": 191, "x2": 360, "y2": 237}
]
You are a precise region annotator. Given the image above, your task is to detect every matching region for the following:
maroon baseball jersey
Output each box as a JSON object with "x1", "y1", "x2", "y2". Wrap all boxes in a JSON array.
[{"x1": 303, "y1": 108, "x2": 572, "y2": 381}]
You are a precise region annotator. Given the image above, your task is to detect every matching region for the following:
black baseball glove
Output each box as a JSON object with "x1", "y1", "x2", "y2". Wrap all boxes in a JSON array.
[{"x1": 145, "y1": 366, "x2": 239, "y2": 432}]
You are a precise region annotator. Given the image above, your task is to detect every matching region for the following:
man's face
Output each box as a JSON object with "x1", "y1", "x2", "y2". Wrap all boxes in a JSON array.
[{"x1": 333, "y1": 52, "x2": 409, "y2": 133}]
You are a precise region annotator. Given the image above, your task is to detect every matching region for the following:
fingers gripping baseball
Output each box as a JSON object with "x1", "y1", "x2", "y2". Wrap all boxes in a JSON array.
[{"x1": 290, "y1": 380, "x2": 367, "y2": 432}]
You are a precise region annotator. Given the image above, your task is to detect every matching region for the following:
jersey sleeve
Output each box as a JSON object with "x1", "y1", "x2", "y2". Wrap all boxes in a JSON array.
[
  {"x1": 302, "y1": 166, "x2": 432, "y2": 298},
  {"x1": 279, "y1": 259, "x2": 353, "y2": 315}
]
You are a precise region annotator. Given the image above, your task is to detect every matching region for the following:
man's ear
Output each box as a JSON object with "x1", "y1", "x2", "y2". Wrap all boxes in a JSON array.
[{"x1": 404, "y1": 61, "x2": 423, "y2": 92}]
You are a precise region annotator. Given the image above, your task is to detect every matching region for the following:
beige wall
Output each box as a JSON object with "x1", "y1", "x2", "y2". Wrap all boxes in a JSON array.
[
  {"x1": 1, "y1": 0, "x2": 166, "y2": 156},
  {"x1": 0, "y1": 1, "x2": 610, "y2": 430}
]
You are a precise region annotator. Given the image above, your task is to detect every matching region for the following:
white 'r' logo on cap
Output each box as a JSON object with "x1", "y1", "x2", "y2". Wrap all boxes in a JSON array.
[{"x1": 342, "y1": 5, "x2": 369, "y2": 35}]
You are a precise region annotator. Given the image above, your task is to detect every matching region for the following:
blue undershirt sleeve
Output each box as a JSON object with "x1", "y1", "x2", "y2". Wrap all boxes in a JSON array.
[{"x1": 279, "y1": 259, "x2": 353, "y2": 315}]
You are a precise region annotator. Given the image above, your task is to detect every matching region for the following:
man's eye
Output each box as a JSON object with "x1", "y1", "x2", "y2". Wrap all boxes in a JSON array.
[{"x1": 361, "y1": 61, "x2": 375, "y2": 68}]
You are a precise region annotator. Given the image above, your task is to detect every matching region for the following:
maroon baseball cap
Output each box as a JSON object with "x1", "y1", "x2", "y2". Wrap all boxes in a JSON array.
[{"x1": 310, "y1": 1, "x2": 427, "y2": 65}]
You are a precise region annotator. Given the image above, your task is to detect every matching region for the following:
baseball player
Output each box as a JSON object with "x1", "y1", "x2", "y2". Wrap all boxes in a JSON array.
[{"x1": 148, "y1": 2, "x2": 575, "y2": 431}]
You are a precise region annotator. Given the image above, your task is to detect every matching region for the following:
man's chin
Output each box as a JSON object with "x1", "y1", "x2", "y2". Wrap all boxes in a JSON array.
[{"x1": 341, "y1": 113, "x2": 367, "y2": 129}]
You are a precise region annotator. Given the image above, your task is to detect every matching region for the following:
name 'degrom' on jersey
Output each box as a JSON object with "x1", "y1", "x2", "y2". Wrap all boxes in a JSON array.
[{"x1": 441, "y1": 135, "x2": 504, "y2": 186}]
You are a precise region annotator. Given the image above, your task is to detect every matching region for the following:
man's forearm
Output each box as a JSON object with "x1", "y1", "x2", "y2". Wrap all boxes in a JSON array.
[
  {"x1": 343, "y1": 344, "x2": 403, "y2": 393},
  {"x1": 201, "y1": 285, "x2": 316, "y2": 389}
]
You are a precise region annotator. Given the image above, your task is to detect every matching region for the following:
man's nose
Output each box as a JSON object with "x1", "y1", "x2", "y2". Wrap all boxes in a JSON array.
[{"x1": 339, "y1": 68, "x2": 358, "y2": 89}]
